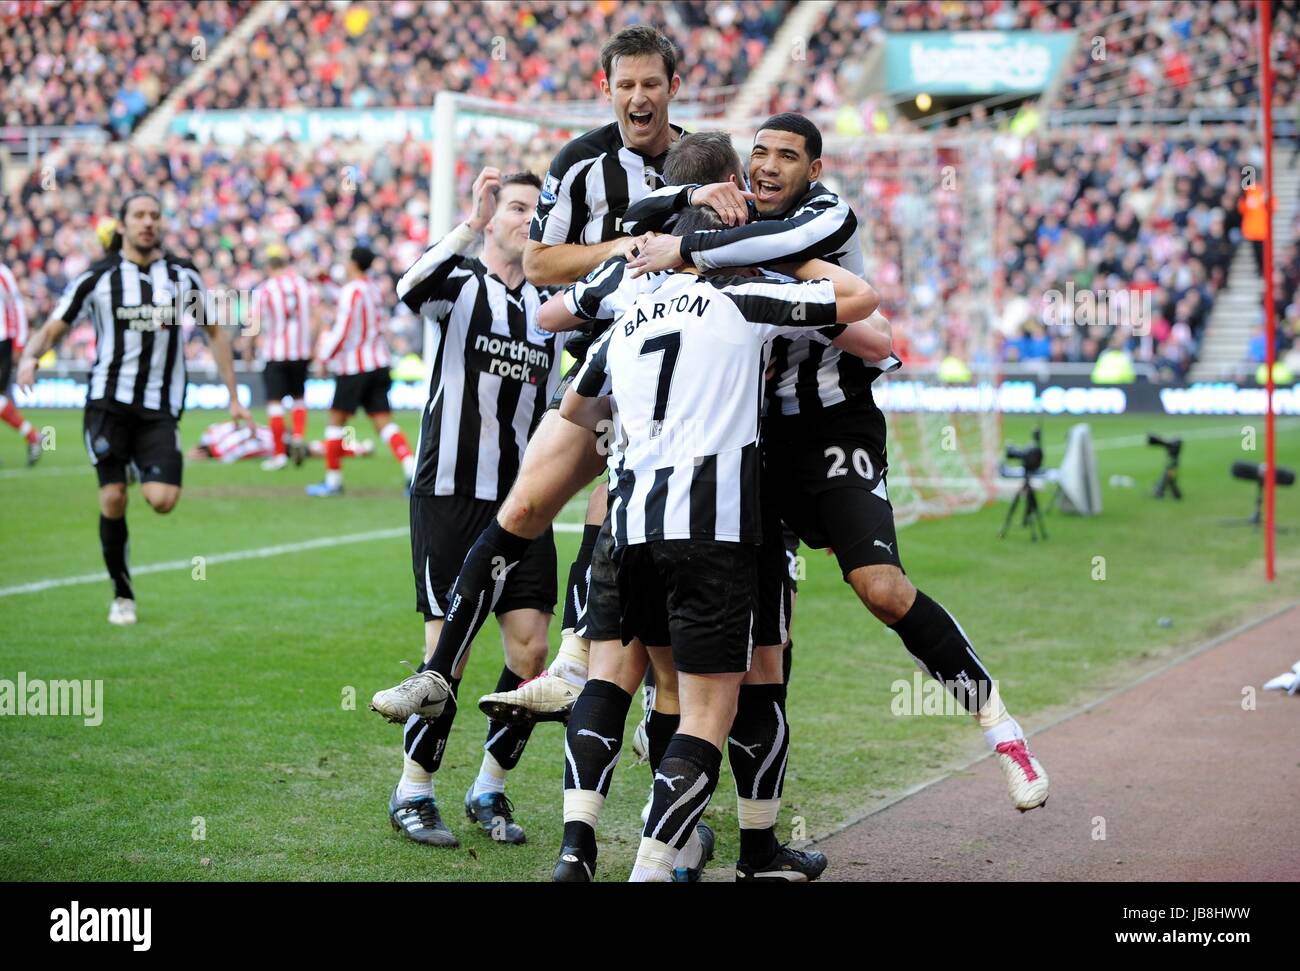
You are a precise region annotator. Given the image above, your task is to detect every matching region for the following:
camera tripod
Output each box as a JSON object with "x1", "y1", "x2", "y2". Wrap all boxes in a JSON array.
[{"x1": 1000, "y1": 476, "x2": 1047, "y2": 541}]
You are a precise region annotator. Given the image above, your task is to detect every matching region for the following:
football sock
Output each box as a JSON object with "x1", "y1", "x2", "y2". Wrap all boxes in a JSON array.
[
  {"x1": 267, "y1": 403, "x2": 286, "y2": 456},
  {"x1": 290, "y1": 402, "x2": 307, "y2": 441},
  {"x1": 548, "y1": 631, "x2": 590, "y2": 688},
  {"x1": 381, "y1": 422, "x2": 415, "y2": 478},
  {"x1": 564, "y1": 679, "x2": 630, "y2": 800},
  {"x1": 890, "y1": 588, "x2": 994, "y2": 715},
  {"x1": 397, "y1": 756, "x2": 433, "y2": 801},
  {"x1": 402, "y1": 675, "x2": 461, "y2": 775},
  {"x1": 324, "y1": 426, "x2": 345, "y2": 486},
  {"x1": 646, "y1": 709, "x2": 679, "y2": 769},
  {"x1": 562, "y1": 679, "x2": 632, "y2": 869},
  {"x1": 634, "y1": 734, "x2": 722, "y2": 881},
  {"x1": 99, "y1": 514, "x2": 133, "y2": 600},
  {"x1": 560, "y1": 523, "x2": 600, "y2": 631},
  {"x1": 0, "y1": 395, "x2": 37, "y2": 443},
  {"x1": 420, "y1": 521, "x2": 532, "y2": 679},
  {"x1": 729, "y1": 683, "x2": 788, "y2": 864},
  {"x1": 471, "y1": 752, "x2": 507, "y2": 798},
  {"x1": 480, "y1": 665, "x2": 534, "y2": 777}
]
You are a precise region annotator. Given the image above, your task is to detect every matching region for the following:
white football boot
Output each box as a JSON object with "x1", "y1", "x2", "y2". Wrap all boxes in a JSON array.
[
  {"x1": 108, "y1": 598, "x2": 137, "y2": 626},
  {"x1": 370, "y1": 670, "x2": 452, "y2": 723},
  {"x1": 995, "y1": 739, "x2": 1050, "y2": 811}
]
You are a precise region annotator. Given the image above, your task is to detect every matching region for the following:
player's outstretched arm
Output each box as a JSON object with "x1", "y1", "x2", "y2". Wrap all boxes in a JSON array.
[
  {"x1": 524, "y1": 237, "x2": 640, "y2": 288},
  {"x1": 15, "y1": 317, "x2": 69, "y2": 389}
]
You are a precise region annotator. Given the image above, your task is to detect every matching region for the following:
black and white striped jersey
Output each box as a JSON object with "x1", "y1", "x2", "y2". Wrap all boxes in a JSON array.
[
  {"x1": 52, "y1": 252, "x2": 205, "y2": 418},
  {"x1": 573, "y1": 271, "x2": 843, "y2": 546},
  {"x1": 530, "y1": 122, "x2": 685, "y2": 250},
  {"x1": 622, "y1": 180, "x2": 901, "y2": 416},
  {"x1": 397, "y1": 232, "x2": 573, "y2": 502}
]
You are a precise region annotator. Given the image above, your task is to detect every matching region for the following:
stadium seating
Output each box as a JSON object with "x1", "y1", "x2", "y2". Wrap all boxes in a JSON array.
[
  {"x1": 0, "y1": 0, "x2": 254, "y2": 134},
  {"x1": 997, "y1": 131, "x2": 1243, "y2": 379},
  {"x1": 180, "y1": 0, "x2": 786, "y2": 114}
]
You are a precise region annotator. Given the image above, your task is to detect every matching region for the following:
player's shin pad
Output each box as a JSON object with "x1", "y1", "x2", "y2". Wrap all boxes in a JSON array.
[
  {"x1": 422, "y1": 522, "x2": 532, "y2": 679},
  {"x1": 890, "y1": 589, "x2": 994, "y2": 715}
]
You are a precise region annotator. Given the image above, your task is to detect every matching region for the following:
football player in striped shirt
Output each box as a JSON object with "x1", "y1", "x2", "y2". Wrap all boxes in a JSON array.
[
  {"x1": 624, "y1": 114, "x2": 1051, "y2": 816},
  {"x1": 369, "y1": 27, "x2": 681, "y2": 740},
  {"x1": 559, "y1": 208, "x2": 881, "y2": 880},
  {"x1": 377, "y1": 168, "x2": 574, "y2": 848},
  {"x1": 0, "y1": 260, "x2": 42, "y2": 466},
  {"x1": 17, "y1": 191, "x2": 248, "y2": 625},
  {"x1": 250, "y1": 244, "x2": 316, "y2": 470},
  {"x1": 306, "y1": 246, "x2": 414, "y2": 496}
]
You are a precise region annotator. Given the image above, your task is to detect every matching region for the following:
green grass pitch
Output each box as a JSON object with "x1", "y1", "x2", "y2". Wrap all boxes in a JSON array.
[{"x1": 1, "y1": 408, "x2": 1297, "y2": 881}]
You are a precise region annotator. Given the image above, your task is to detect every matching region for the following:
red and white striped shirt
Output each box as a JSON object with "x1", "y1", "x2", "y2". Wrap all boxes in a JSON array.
[
  {"x1": 252, "y1": 271, "x2": 315, "y2": 362},
  {"x1": 200, "y1": 420, "x2": 275, "y2": 462},
  {"x1": 320, "y1": 277, "x2": 390, "y2": 376},
  {"x1": 0, "y1": 262, "x2": 28, "y2": 348}
]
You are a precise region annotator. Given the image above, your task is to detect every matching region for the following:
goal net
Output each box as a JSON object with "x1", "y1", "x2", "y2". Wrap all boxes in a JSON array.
[{"x1": 432, "y1": 94, "x2": 1000, "y2": 527}]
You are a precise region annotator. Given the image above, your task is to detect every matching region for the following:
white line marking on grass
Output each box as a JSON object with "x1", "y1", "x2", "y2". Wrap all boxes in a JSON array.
[
  {"x1": 0, "y1": 465, "x2": 87, "y2": 480},
  {"x1": 1045, "y1": 418, "x2": 1300, "y2": 456},
  {"x1": 1, "y1": 521, "x2": 588, "y2": 597}
]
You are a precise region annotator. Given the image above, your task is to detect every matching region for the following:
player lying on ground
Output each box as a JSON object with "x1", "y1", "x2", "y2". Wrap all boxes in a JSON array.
[
  {"x1": 381, "y1": 168, "x2": 575, "y2": 847},
  {"x1": 306, "y1": 245, "x2": 414, "y2": 496},
  {"x1": 619, "y1": 113, "x2": 1050, "y2": 813},
  {"x1": 559, "y1": 208, "x2": 880, "y2": 880},
  {"x1": 17, "y1": 191, "x2": 249, "y2": 625},
  {"x1": 0, "y1": 260, "x2": 42, "y2": 467},
  {"x1": 187, "y1": 419, "x2": 373, "y2": 462},
  {"x1": 248, "y1": 244, "x2": 318, "y2": 471}
]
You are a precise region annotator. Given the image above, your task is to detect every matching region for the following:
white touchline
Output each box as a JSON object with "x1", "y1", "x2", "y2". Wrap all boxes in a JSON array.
[{"x1": 0, "y1": 522, "x2": 587, "y2": 598}]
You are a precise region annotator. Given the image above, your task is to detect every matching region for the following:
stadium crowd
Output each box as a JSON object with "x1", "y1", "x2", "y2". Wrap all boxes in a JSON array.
[
  {"x1": 181, "y1": 0, "x2": 785, "y2": 115},
  {"x1": 0, "y1": 0, "x2": 253, "y2": 136},
  {"x1": 995, "y1": 131, "x2": 1244, "y2": 380}
]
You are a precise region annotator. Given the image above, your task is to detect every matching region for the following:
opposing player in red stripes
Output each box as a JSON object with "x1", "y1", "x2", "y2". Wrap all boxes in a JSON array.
[
  {"x1": 0, "y1": 260, "x2": 42, "y2": 466},
  {"x1": 250, "y1": 245, "x2": 316, "y2": 471},
  {"x1": 307, "y1": 245, "x2": 414, "y2": 496}
]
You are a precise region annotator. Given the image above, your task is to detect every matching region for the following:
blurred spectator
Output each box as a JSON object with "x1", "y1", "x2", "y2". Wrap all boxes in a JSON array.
[
  {"x1": 182, "y1": 1, "x2": 785, "y2": 115},
  {"x1": 0, "y1": 1, "x2": 254, "y2": 134}
]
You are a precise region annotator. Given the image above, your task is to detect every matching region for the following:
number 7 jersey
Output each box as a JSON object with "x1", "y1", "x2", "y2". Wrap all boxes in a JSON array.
[{"x1": 573, "y1": 271, "x2": 843, "y2": 546}]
